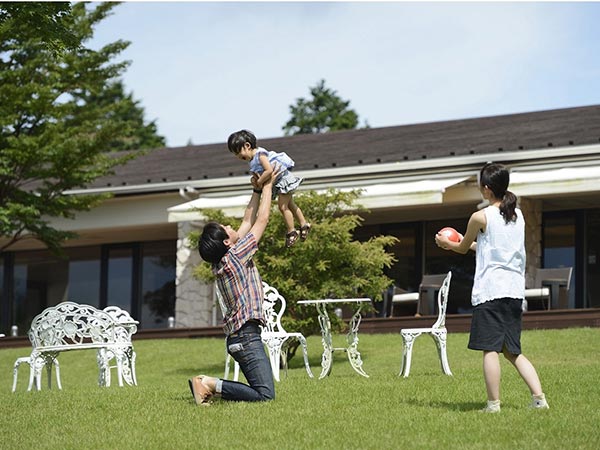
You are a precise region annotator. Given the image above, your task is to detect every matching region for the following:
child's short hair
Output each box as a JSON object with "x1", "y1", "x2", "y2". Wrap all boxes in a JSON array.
[
  {"x1": 227, "y1": 130, "x2": 256, "y2": 154},
  {"x1": 199, "y1": 222, "x2": 229, "y2": 264}
]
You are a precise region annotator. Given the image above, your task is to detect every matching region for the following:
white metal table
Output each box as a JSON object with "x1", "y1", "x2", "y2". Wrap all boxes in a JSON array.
[{"x1": 297, "y1": 298, "x2": 371, "y2": 379}]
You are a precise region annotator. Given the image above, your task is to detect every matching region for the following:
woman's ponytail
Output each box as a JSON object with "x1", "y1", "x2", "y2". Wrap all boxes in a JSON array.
[
  {"x1": 499, "y1": 190, "x2": 517, "y2": 224},
  {"x1": 480, "y1": 162, "x2": 518, "y2": 223}
]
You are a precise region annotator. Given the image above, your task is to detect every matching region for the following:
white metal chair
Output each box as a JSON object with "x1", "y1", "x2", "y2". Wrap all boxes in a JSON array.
[
  {"x1": 399, "y1": 271, "x2": 453, "y2": 377},
  {"x1": 221, "y1": 282, "x2": 313, "y2": 382}
]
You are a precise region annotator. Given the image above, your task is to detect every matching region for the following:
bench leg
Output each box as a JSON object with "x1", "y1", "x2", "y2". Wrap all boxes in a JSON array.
[
  {"x1": 12, "y1": 357, "x2": 30, "y2": 393},
  {"x1": 32, "y1": 356, "x2": 46, "y2": 391},
  {"x1": 54, "y1": 360, "x2": 62, "y2": 390},
  {"x1": 27, "y1": 362, "x2": 36, "y2": 391},
  {"x1": 97, "y1": 348, "x2": 111, "y2": 387},
  {"x1": 130, "y1": 351, "x2": 138, "y2": 386},
  {"x1": 115, "y1": 351, "x2": 125, "y2": 387}
]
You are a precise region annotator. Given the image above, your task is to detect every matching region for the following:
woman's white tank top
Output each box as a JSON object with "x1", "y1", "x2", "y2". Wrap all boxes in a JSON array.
[{"x1": 471, "y1": 205, "x2": 526, "y2": 306}]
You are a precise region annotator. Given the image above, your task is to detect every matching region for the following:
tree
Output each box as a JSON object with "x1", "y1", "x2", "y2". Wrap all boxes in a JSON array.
[
  {"x1": 282, "y1": 79, "x2": 361, "y2": 135},
  {"x1": 0, "y1": 2, "x2": 165, "y2": 253},
  {"x1": 89, "y1": 80, "x2": 165, "y2": 152},
  {"x1": 190, "y1": 189, "x2": 398, "y2": 343}
]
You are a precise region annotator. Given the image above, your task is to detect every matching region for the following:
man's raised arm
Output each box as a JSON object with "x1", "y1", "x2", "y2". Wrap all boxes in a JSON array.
[{"x1": 237, "y1": 164, "x2": 281, "y2": 239}]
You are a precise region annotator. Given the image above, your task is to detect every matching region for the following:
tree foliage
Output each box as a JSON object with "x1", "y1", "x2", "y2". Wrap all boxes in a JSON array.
[
  {"x1": 90, "y1": 80, "x2": 165, "y2": 152},
  {"x1": 190, "y1": 189, "x2": 398, "y2": 340},
  {"x1": 0, "y1": 2, "x2": 165, "y2": 253},
  {"x1": 282, "y1": 79, "x2": 361, "y2": 135}
]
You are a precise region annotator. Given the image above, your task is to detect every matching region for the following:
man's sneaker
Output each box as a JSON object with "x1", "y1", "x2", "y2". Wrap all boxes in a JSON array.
[
  {"x1": 188, "y1": 375, "x2": 213, "y2": 405},
  {"x1": 480, "y1": 400, "x2": 501, "y2": 413},
  {"x1": 530, "y1": 394, "x2": 549, "y2": 409}
]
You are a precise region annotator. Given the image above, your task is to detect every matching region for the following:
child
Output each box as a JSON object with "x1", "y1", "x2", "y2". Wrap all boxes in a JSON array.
[
  {"x1": 227, "y1": 129, "x2": 310, "y2": 248},
  {"x1": 435, "y1": 162, "x2": 549, "y2": 413}
]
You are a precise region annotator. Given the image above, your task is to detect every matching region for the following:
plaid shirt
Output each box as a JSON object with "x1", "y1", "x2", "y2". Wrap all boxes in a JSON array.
[{"x1": 213, "y1": 232, "x2": 265, "y2": 336}]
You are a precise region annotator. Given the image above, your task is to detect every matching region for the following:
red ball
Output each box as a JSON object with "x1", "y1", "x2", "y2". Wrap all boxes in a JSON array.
[{"x1": 439, "y1": 227, "x2": 462, "y2": 242}]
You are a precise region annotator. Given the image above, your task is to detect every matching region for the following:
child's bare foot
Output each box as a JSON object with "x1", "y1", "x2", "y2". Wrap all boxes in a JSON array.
[
  {"x1": 300, "y1": 223, "x2": 311, "y2": 241},
  {"x1": 285, "y1": 230, "x2": 299, "y2": 247}
]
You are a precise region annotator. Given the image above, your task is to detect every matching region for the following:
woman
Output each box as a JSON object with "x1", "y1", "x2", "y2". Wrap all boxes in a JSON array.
[{"x1": 435, "y1": 162, "x2": 549, "y2": 413}]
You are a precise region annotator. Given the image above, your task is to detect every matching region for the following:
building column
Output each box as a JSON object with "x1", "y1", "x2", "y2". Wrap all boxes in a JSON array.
[
  {"x1": 174, "y1": 221, "x2": 214, "y2": 327},
  {"x1": 520, "y1": 197, "x2": 542, "y2": 288}
]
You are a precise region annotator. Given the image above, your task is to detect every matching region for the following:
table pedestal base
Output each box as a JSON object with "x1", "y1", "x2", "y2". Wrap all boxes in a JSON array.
[{"x1": 315, "y1": 302, "x2": 369, "y2": 379}]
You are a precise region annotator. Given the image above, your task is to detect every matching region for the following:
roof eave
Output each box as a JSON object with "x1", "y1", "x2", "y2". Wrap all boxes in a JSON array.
[{"x1": 64, "y1": 143, "x2": 600, "y2": 196}]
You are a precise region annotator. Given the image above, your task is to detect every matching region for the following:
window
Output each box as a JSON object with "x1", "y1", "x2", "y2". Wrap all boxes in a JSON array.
[
  {"x1": 67, "y1": 247, "x2": 101, "y2": 307},
  {"x1": 141, "y1": 241, "x2": 176, "y2": 328},
  {"x1": 105, "y1": 246, "x2": 134, "y2": 311},
  {"x1": 543, "y1": 213, "x2": 576, "y2": 308},
  {"x1": 13, "y1": 251, "x2": 67, "y2": 335},
  {"x1": 586, "y1": 210, "x2": 600, "y2": 308},
  {"x1": 3, "y1": 241, "x2": 176, "y2": 333}
]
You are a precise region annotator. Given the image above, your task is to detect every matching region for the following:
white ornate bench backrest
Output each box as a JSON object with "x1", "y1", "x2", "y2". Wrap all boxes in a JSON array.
[
  {"x1": 28, "y1": 302, "x2": 116, "y2": 349},
  {"x1": 103, "y1": 306, "x2": 139, "y2": 343}
]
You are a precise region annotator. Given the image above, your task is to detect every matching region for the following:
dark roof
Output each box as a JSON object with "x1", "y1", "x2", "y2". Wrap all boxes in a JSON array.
[{"x1": 91, "y1": 104, "x2": 600, "y2": 188}]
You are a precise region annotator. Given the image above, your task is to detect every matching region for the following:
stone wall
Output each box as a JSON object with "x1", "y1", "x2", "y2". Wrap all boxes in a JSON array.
[
  {"x1": 174, "y1": 221, "x2": 214, "y2": 327},
  {"x1": 520, "y1": 197, "x2": 542, "y2": 288}
]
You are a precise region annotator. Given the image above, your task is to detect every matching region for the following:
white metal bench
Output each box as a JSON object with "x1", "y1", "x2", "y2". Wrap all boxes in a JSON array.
[{"x1": 12, "y1": 301, "x2": 138, "y2": 392}]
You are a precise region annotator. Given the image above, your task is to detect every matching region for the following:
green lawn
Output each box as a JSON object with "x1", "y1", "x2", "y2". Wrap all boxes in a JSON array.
[{"x1": 1, "y1": 327, "x2": 599, "y2": 450}]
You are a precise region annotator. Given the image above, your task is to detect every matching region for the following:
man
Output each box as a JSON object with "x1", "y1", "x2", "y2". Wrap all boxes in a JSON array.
[{"x1": 188, "y1": 166, "x2": 280, "y2": 404}]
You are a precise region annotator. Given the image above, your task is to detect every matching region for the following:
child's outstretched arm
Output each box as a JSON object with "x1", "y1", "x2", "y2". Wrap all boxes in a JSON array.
[
  {"x1": 238, "y1": 164, "x2": 282, "y2": 238},
  {"x1": 250, "y1": 165, "x2": 281, "y2": 242},
  {"x1": 254, "y1": 153, "x2": 273, "y2": 187}
]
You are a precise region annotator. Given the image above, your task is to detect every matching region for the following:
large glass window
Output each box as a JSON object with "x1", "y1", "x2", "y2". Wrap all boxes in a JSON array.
[
  {"x1": 543, "y1": 213, "x2": 576, "y2": 308},
  {"x1": 586, "y1": 210, "x2": 600, "y2": 308},
  {"x1": 106, "y1": 247, "x2": 133, "y2": 311},
  {"x1": 66, "y1": 247, "x2": 101, "y2": 307},
  {"x1": 141, "y1": 241, "x2": 176, "y2": 329},
  {"x1": 13, "y1": 251, "x2": 68, "y2": 335},
  {"x1": 2, "y1": 241, "x2": 176, "y2": 333}
]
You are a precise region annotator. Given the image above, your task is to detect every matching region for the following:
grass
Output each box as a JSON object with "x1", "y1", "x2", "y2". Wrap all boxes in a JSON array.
[{"x1": 1, "y1": 327, "x2": 599, "y2": 450}]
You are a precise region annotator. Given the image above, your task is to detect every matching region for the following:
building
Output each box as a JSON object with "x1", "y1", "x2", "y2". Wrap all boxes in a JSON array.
[{"x1": 1, "y1": 105, "x2": 599, "y2": 334}]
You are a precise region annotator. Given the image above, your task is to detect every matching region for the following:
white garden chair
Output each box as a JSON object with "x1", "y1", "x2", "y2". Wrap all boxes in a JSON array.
[{"x1": 399, "y1": 271, "x2": 453, "y2": 377}]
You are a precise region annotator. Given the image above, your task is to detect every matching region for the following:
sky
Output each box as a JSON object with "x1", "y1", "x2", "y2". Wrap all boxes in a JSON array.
[{"x1": 91, "y1": 1, "x2": 600, "y2": 148}]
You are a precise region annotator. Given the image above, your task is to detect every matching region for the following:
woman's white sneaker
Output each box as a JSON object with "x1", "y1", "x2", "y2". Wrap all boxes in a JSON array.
[
  {"x1": 480, "y1": 400, "x2": 501, "y2": 413},
  {"x1": 530, "y1": 393, "x2": 549, "y2": 409}
]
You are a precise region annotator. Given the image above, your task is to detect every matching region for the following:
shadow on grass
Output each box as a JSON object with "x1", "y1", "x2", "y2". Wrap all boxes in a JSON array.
[
  {"x1": 173, "y1": 352, "x2": 349, "y2": 377},
  {"x1": 406, "y1": 398, "x2": 482, "y2": 412}
]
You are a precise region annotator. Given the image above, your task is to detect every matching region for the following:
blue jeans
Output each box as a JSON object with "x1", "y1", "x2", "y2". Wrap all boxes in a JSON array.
[{"x1": 218, "y1": 321, "x2": 275, "y2": 402}]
